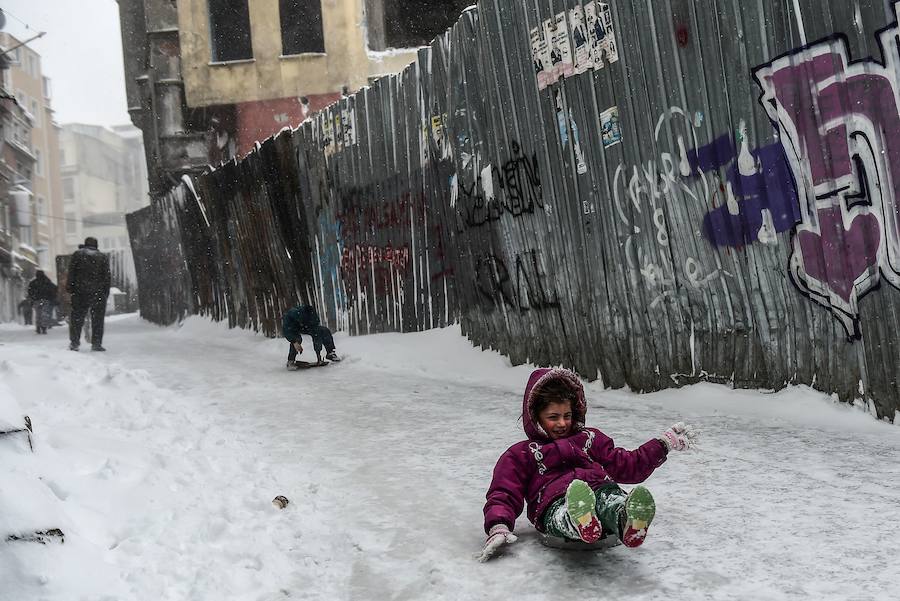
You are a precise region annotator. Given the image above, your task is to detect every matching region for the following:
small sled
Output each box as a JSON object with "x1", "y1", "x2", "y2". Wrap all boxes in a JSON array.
[
  {"x1": 539, "y1": 533, "x2": 622, "y2": 551},
  {"x1": 293, "y1": 360, "x2": 329, "y2": 369}
]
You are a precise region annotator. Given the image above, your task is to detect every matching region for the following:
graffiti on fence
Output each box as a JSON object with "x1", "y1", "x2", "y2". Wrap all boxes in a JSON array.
[
  {"x1": 316, "y1": 214, "x2": 345, "y2": 307},
  {"x1": 615, "y1": 106, "x2": 743, "y2": 298},
  {"x1": 698, "y1": 131, "x2": 800, "y2": 248},
  {"x1": 337, "y1": 187, "x2": 425, "y2": 239},
  {"x1": 754, "y1": 8, "x2": 900, "y2": 337},
  {"x1": 455, "y1": 141, "x2": 544, "y2": 228},
  {"x1": 341, "y1": 244, "x2": 411, "y2": 272},
  {"x1": 474, "y1": 250, "x2": 560, "y2": 313}
]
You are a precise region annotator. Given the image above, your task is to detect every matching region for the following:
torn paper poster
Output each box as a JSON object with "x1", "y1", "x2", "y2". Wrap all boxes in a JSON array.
[
  {"x1": 586, "y1": 1, "x2": 619, "y2": 69},
  {"x1": 341, "y1": 106, "x2": 357, "y2": 147},
  {"x1": 333, "y1": 113, "x2": 344, "y2": 152},
  {"x1": 569, "y1": 5, "x2": 592, "y2": 76},
  {"x1": 555, "y1": 90, "x2": 588, "y2": 174},
  {"x1": 530, "y1": 25, "x2": 553, "y2": 90},
  {"x1": 600, "y1": 105, "x2": 622, "y2": 148},
  {"x1": 322, "y1": 112, "x2": 336, "y2": 157},
  {"x1": 547, "y1": 12, "x2": 574, "y2": 79}
]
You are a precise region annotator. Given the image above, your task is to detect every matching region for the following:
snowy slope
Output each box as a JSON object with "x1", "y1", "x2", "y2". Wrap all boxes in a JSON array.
[{"x1": 0, "y1": 315, "x2": 898, "y2": 601}]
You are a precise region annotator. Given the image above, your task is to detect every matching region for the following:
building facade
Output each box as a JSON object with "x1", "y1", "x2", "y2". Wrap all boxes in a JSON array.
[
  {"x1": 0, "y1": 32, "x2": 64, "y2": 321},
  {"x1": 117, "y1": 0, "x2": 471, "y2": 197},
  {"x1": 58, "y1": 123, "x2": 149, "y2": 292}
]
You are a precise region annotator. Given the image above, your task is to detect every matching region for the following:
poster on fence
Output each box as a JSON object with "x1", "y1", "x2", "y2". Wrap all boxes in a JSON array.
[
  {"x1": 546, "y1": 13, "x2": 574, "y2": 79},
  {"x1": 585, "y1": 1, "x2": 620, "y2": 69},
  {"x1": 600, "y1": 105, "x2": 622, "y2": 148},
  {"x1": 341, "y1": 105, "x2": 356, "y2": 147},
  {"x1": 569, "y1": 5, "x2": 592, "y2": 75},
  {"x1": 530, "y1": 25, "x2": 554, "y2": 89},
  {"x1": 321, "y1": 112, "x2": 335, "y2": 157},
  {"x1": 333, "y1": 112, "x2": 344, "y2": 152}
]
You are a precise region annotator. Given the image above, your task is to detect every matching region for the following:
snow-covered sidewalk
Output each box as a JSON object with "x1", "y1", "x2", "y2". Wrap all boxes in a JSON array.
[{"x1": 1, "y1": 315, "x2": 898, "y2": 600}]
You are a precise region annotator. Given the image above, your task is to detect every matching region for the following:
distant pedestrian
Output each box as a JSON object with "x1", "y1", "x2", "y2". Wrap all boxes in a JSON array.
[
  {"x1": 281, "y1": 303, "x2": 340, "y2": 369},
  {"x1": 27, "y1": 270, "x2": 58, "y2": 334},
  {"x1": 66, "y1": 237, "x2": 111, "y2": 351},
  {"x1": 17, "y1": 298, "x2": 32, "y2": 326}
]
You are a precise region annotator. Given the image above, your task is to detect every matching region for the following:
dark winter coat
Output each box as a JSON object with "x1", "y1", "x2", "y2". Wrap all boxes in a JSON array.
[
  {"x1": 66, "y1": 246, "x2": 111, "y2": 297},
  {"x1": 483, "y1": 368, "x2": 668, "y2": 534},
  {"x1": 282, "y1": 305, "x2": 319, "y2": 342},
  {"x1": 27, "y1": 273, "x2": 58, "y2": 302}
]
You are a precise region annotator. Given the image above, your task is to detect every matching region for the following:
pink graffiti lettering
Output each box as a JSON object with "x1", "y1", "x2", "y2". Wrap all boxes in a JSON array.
[{"x1": 754, "y1": 15, "x2": 900, "y2": 338}]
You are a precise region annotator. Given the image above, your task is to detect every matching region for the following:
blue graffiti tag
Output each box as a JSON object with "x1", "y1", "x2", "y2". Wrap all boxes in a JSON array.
[{"x1": 692, "y1": 134, "x2": 800, "y2": 248}]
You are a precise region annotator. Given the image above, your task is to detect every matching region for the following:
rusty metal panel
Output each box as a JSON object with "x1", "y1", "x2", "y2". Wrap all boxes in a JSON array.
[{"x1": 127, "y1": 0, "x2": 900, "y2": 421}]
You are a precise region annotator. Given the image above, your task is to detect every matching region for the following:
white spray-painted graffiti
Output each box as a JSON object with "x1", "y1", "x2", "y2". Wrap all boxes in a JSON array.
[{"x1": 613, "y1": 106, "x2": 735, "y2": 305}]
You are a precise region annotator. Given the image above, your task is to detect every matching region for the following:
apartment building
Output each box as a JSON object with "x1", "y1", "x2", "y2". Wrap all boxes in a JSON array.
[
  {"x1": 0, "y1": 32, "x2": 63, "y2": 273},
  {"x1": 0, "y1": 32, "x2": 64, "y2": 320},
  {"x1": 58, "y1": 123, "x2": 149, "y2": 291},
  {"x1": 117, "y1": 0, "x2": 471, "y2": 196}
]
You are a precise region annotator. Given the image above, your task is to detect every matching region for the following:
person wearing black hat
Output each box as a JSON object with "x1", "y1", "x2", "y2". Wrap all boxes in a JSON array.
[
  {"x1": 66, "y1": 237, "x2": 111, "y2": 351},
  {"x1": 27, "y1": 270, "x2": 58, "y2": 334}
]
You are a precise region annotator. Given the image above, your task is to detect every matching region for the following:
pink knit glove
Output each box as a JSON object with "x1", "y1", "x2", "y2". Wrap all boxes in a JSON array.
[
  {"x1": 476, "y1": 524, "x2": 518, "y2": 562},
  {"x1": 659, "y1": 422, "x2": 698, "y2": 451}
]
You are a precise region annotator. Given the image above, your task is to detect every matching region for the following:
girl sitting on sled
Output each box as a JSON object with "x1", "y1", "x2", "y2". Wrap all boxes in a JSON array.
[{"x1": 478, "y1": 368, "x2": 697, "y2": 561}]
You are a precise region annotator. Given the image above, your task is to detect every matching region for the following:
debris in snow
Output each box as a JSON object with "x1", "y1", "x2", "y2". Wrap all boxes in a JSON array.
[
  {"x1": 6, "y1": 528, "x2": 65, "y2": 545},
  {"x1": 272, "y1": 495, "x2": 289, "y2": 509}
]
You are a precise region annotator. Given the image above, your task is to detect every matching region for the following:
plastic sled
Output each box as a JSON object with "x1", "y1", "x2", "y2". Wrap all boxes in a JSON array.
[{"x1": 539, "y1": 532, "x2": 622, "y2": 551}]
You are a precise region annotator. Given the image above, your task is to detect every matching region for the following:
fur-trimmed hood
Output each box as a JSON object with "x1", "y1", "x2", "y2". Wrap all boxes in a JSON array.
[{"x1": 521, "y1": 368, "x2": 586, "y2": 442}]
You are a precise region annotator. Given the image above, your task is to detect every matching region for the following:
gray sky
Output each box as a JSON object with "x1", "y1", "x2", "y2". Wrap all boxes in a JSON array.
[{"x1": 2, "y1": 0, "x2": 130, "y2": 126}]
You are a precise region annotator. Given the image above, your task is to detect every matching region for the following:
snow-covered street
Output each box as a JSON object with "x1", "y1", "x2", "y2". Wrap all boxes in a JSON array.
[{"x1": 2, "y1": 315, "x2": 899, "y2": 601}]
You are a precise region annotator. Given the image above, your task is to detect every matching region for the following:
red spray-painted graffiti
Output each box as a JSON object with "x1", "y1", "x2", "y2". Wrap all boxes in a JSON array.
[
  {"x1": 753, "y1": 10, "x2": 900, "y2": 338},
  {"x1": 341, "y1": 244, "x2": 411, "y2": 271}
]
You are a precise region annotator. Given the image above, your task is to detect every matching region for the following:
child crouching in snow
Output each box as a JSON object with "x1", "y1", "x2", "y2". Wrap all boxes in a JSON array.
[{"x1": 478, "y1": 368, "x2": 697, "y2": 562}]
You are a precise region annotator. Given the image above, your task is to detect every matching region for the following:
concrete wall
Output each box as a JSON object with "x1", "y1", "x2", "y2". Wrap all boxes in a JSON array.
[{"x1": 176, "y1": 0, "x2": 418, "y2": 107}]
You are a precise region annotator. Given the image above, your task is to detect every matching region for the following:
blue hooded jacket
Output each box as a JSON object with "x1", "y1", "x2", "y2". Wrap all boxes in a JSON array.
[{"x1": 282, "y1": 305, "x2": 319, "y2": 341}]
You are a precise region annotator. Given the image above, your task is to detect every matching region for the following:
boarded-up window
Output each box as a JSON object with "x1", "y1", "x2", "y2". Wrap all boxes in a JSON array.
[
  {"x1": 366, "y1": 0, "x2": 472, "y2": 50},
  {"x1": 280, "y1": 0, "x2": 325, "y2": 54},
  {"x1": 208, "y1": 0, "x2": 253, "y2": 62}
]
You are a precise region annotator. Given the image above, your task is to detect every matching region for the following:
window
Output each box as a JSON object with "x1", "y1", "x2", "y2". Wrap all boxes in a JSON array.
[
  {"x1": 64, "y1": 211, "x2": 78, "y2": 235},
  {"x1": 208, "y1": 0, "x2": 253, "y2": 62},
  {"x1": 280, "y1": 0, "x2": 325, "y2": 55},
  {"x1": 36, "y1": 196, "x2": 46, "y2": 223},
  {"x1": 63, "y1": 177, "x2": 75, "y2": 200},
  {"x1": 26, "y1": 52, "x2": 37, "y2": 77},
  {"x1": 31, "y1": 100, "x2": 40, "y2": 127},
  {"x1": 59, "y1": 148, "x2": 66, "y2": 166},
  {"x1": 20, "y1": 225, "x2": 32, "y2": 246},
  {"x1": 35, "y1": 149, "x2": 42, "y2": 176},
  {"x1": 42, "y1": 76, "x2": 51, "y2": 99},
  {"x1": 367, "y1": 0, "x2": 471, "y2": 50}
]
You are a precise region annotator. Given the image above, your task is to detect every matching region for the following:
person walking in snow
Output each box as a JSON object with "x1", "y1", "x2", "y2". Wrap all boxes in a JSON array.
[
  {"x1": 281, "y1": 303, "x2": 341, "y2": 369},
  {"x1": 477, "y1": 368, "x2": 698, "y2": 562},
  {"x1": 27, "y1": 270, "x2": 58, "y2": 335},
  {"x1": 66, "y1": 237, "x2": 111, "y2": 352}
]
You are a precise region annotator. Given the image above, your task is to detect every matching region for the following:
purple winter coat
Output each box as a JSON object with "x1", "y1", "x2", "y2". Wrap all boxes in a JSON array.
[{"x1": 483, "y1": 368, "x2": 668, "y2": 534}]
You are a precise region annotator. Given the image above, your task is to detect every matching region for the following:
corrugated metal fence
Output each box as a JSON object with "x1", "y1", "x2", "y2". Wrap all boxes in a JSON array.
[{"x1": 128, "y1": 0, "x2": 900, "y2": 421}]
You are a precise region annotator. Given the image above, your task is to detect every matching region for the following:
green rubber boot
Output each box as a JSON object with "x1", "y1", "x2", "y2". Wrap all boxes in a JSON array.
[
  {"x1": 565, "y1": 480, "x2": 602, "y2": 543},
  {"x1": 620, "y1": 485, "x2": 655, "y2": 548}
]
